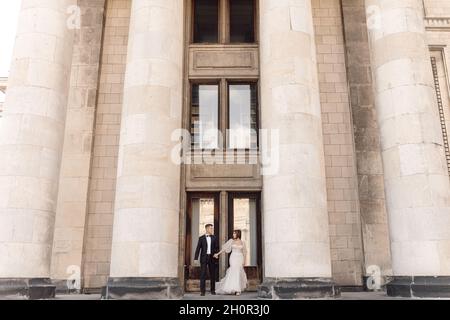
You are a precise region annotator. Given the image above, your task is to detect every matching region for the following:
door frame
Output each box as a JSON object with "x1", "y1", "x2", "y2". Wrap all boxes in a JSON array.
[
  {"x1": 227, "y1": 192, "x2": 262, "y2": 281},
  {"x1": 185, "y1": 192, "x2": 221, "y2": 283}
]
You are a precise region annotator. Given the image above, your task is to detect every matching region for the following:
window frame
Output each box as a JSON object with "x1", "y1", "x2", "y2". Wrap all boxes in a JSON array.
[
  {"x1": 185, "y1": 192, "x2": 221, "y2": 271},
  {"x1": 227, "y1": 192, "x2": 262, "y2": 270},
  {"x1": 227, "y1": 0, "x2": 257, "y2": 44},
  {"x1": 191, "y1": 0, "x2": 258, "y2": 45},
  {"x1": 226, "y1": 80, "x2": 259, "y2": 151},
  {"x1": 189, "y1": 80, "x2": 222, "y2": 151},
  {"x1": 189, "y1": 79, "x2": 260, "y2": 152},
  {"x1": 192, "y1": 0, "x2": 220, "y2": 44}
]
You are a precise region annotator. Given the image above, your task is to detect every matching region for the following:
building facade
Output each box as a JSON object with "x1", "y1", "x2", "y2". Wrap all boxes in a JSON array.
[{"x1": 1, "y1": 0, "x2": 450, "y2": 299}]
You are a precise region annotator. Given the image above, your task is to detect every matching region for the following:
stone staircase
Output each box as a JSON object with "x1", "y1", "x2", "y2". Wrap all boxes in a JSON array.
[{"x1": 185, "y1": 279, "x2": 260, "y2": 293}]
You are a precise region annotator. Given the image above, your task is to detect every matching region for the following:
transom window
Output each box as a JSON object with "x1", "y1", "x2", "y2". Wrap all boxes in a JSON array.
[
  {"x1": 193, "y1": 0, "x2": 219, "y2": 43},
  {"x1": 229, "y1": 0, "x2": 255, "y2": 43},
  {"x1": 190, "y1": 81, "x2": 259, "y2": 150},
  {"x1": 193, "y1": 0, "x2": 257, "y2": 44}
]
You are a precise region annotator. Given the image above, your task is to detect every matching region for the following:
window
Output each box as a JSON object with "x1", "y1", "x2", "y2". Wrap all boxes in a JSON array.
[
  {"x1": 194, "y1": 0, "x2": 219, "y2": 43},
  {"x1": 229, "y1": 0, "x2": 255, "y2": 43},
  {"x1": 228, "y1": 83, "x2": 258, "y2": 149},
  {"x1": 192, "y1": 0, "x2": 256, "y2": 44},
  {"x1": 191, "y1": 84, "x2": 220, "y2": 149},
  {"x1": 190, "y1": 81, "x2": 258, "y2": 151}
]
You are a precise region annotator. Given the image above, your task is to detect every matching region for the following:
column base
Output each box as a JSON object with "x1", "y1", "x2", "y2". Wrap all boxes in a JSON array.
[
  {"x1": 258, "y1": 278, "x2": 340, "y2": 299},
  {"x1": 105, "y1": 277, "x2": 183, "y2": 300},
  {"x1": 387, "y1": 276, "x2": 450, "y2": 298},
  {"x1": 0, "y1": 278, "x2": 56, "y2": 300}
]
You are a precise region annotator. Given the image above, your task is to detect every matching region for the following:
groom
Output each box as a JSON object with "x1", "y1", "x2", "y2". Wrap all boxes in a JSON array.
[{"x1": 194, "y1": 224, "x2": 219, "y2": 296}]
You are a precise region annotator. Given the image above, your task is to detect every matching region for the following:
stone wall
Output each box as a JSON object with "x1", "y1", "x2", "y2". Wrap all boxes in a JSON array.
[
  {"x1": 424, "y1": 0, "x2": 450, "y2": 16},
  {"x1": 83, "y1": 0, "x2": 131, "y2": 290},
  {"x1": 312, "y1": 0, "x2": 364, "y2": 286},
  {"x1": 425, "y1": 2, "x2": 450, "y2": 184}
]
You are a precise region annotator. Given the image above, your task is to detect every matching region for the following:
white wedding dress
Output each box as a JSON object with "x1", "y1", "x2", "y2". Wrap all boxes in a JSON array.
[{"x1": 216, "y1": 240, "x2": 248, "y2": 295}]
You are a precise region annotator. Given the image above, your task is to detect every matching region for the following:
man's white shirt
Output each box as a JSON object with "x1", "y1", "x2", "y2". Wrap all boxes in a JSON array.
[{"x1": 206, "y1": 235, "x2": 211, "y2": 254}]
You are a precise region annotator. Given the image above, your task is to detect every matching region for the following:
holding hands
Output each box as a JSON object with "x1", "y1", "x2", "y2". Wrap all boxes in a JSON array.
[{"x1": 214, "y1": 250, "x2": 245, "y2": 267}]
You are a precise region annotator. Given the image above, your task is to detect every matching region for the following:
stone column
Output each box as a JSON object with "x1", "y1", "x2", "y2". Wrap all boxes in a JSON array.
[
  {"x1": 341, "y1": 0, "x2": 393, "y2": 288},
  {"x1": 107, "y1": 0, "x2": 184, "y2": 299},
  {"x1": 258, "y1": 1, "x2": 338, "y2": 299},
  {"x1": 366, "y1": 0, "x2": 450, "y2": 297},
  {"x1": 0, "y1": 0, "x2": 75, "y2": 299},
  {"x1": 50, "y1": 0, "x2": 106, "y2": 293}
]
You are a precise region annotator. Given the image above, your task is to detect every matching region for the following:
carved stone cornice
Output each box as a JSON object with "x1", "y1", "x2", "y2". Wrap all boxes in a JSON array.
[{"x1": 425, "y1": 17, "x2": 450, "y2": 31}]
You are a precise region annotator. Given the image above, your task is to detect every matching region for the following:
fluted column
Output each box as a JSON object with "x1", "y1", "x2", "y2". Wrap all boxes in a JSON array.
[
  {"x1": 0, "y1": 0, "x2": 75, "y2": 299},
  {"x1": 107, "y1": 0, "x2": 184, "y2": 299},
  {"x1": 366, "y1": 0, "x2": 450, "y2": 297},
  {"x1": 258, "y1": 1, "x2": 337, "y2": 299}
]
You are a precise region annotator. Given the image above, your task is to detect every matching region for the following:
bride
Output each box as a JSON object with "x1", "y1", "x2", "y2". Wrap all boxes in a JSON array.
[{"x1": 213, "y1": 230, "x2": 248, "y2": 296}]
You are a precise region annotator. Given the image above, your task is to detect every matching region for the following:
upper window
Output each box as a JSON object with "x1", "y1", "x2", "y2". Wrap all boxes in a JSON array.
[
  {"x1": 194, "y1": 0, "x2": 219, "y2": 43},
  {"x1": 193, "y1": 0, "x2": 256, "y2": 44},
  {"x1": 229, "y1": 0, "x2": 255, "y2": 43}
]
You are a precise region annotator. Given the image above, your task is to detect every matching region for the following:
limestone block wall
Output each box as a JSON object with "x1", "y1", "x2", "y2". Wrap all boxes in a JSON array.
[
  {"x1": 424, "y1": 0, "x2": 450, "y2": 16},
  {"x1": 429, "y1": 50, "x2": 450, "y2": 171},
  {"x1": 425, "y1": 4, "x2": 450, "y2": 179},
  {"x1": 83, "y1": 0, "x2": 131, "y2": 290},
  {"x1": 425, "y1": 1, "x2": 450, "y2": 101},
  {"x1": 341, "y1": 0, "x2": 393, "y2": 282},
  {"x1": 51, "y1": 0, "x2": 106, "y2": 287},
  {"x1": 312, "y1": 0, "x2": 364, "y2": 286}
]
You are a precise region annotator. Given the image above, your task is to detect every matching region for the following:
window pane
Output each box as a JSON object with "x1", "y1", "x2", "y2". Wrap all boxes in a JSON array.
[
  {"x1": 194, "y1": 0, "x2": 219, "y2": 43},
  {"x1": 233, "y1": 198, "x2": 257, "y2": 266},
  {"x1": 228, "y1": 84, "x2": 258, "y2": 149},
  {"x1": 230, "y1": 0, "x2": 255, "y2": 43},
  {"x1": 191, "y1": 198, "x2": 215, "y2": 265},
  {"x1": 191, "y1": 84, "x2": 219, "y2": 149}
]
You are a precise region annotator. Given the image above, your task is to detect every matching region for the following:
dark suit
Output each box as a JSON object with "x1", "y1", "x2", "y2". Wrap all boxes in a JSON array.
[{"x1": 195, "y1": 234, "x2": 219, "y2": 294}]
